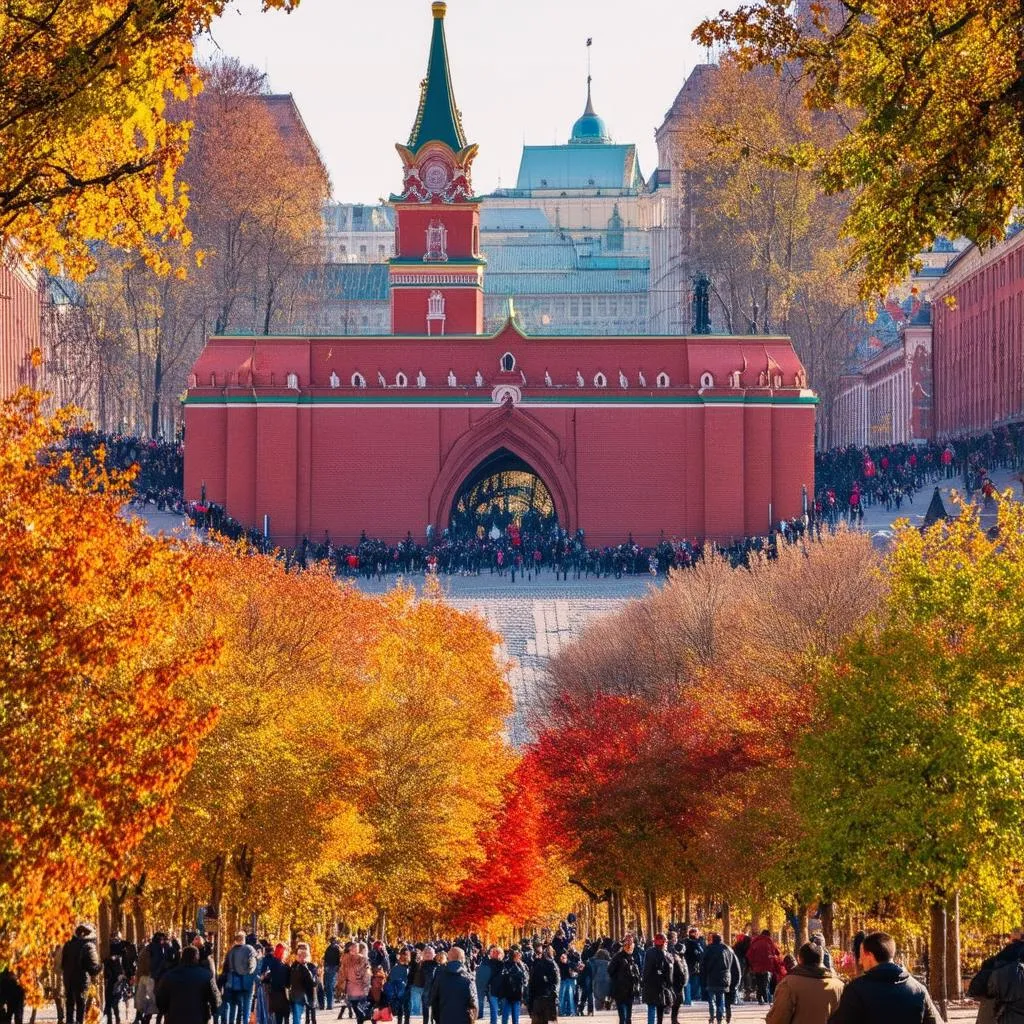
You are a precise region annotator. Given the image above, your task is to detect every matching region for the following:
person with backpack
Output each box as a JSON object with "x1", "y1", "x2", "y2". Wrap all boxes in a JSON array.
[
  {"x1": 607, "y1": 937, "x2": 642, "y2": 1024},
  {"x1": 224, "y1": 933, "x2": 260, "y2": 1024},
  {"x1": 641, "y1": 935, "x2": 674, "y2": 1024},
  {"x1": 497, "y1": 950, "x2": 529, "y2": 1024}
]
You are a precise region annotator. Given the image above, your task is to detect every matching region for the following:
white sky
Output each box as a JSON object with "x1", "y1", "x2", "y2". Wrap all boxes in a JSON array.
[{"x1": 200, "y1": 0, "x2": 725, "y2": 203}]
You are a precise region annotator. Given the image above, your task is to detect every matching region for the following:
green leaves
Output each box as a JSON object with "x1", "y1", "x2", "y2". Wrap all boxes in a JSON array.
[
  {"x1": 798, "y1": 497, "x2": 1024, "y2": 915},
  {"x1": 696, "y1": 0, "x2": 1024, "y2": 296}
]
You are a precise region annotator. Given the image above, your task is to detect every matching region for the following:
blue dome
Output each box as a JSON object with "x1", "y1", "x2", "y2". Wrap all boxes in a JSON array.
[{"x1": 570, "y1": 81, "x2": 611, "y2": 145}]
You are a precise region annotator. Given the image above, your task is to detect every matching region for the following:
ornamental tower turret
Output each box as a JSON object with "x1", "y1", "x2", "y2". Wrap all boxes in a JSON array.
[{"x1": 389, "y1": 2, "x2": 484, "y2": 336}]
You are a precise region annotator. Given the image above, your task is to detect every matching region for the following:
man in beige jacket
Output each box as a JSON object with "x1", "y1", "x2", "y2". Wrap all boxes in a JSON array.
[{"x1": 766, "y1": 943, "x2": 844, "y2": 1024}]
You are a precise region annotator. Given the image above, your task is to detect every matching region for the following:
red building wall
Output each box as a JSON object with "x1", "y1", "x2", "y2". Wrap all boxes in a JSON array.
[
  {"x1": 932, "y1": 233, "x2": 1024, "y2": 436},
  {"x1": 184, "y1": 327, "x2": 816, "y2": 546},
  {"x1": 0, "y1": 251, "x2": 43, "y2": 400}
]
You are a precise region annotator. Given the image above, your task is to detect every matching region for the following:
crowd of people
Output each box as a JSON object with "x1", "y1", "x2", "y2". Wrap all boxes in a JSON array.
[
  {"x1": 64, "y1": 429, "x2": 184, "y2": 513},
  {"x1": 813, "y1": 424, "x2": 1024, "y2": 525},
  {"x1": 59, "y1": 424, "x2": 1024, "y2": 579},
  {"x1": 32, "y1": 918, "x2": 1024, "y2": 1024}
]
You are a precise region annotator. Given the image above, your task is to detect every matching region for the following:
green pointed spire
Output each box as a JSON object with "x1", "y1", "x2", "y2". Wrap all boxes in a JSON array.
[{"x1": 407, "y1": 2, "x2": 467, "y2": 154}]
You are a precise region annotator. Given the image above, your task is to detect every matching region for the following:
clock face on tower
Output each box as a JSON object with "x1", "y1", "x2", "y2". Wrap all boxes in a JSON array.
[{"x1": 422, "y1": 159, "x2": 451, "y2": 196}]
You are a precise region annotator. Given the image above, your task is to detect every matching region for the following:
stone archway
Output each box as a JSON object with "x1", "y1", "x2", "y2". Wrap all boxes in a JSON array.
[
  {"x1": 428, "y1": 404, "x2": 577, "y2": 534},
  {"x1": 448, "y1": 447, "x2": 557, "y2": 536}
]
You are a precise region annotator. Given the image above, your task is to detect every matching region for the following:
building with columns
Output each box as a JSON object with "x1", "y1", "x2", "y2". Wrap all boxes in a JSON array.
[{"x1": 184, "y1": 3, "x2": 815, "y2": 548}]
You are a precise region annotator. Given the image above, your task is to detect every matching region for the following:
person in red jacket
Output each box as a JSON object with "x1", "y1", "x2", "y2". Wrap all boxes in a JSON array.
[{"x1": 746, "y1": 931, "x2": 782, "y2": 1006}]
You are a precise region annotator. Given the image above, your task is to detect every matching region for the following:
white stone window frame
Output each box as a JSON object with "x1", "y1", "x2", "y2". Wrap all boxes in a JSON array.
[
  {"x1": 351, "y1": 372, "x2": 367, "y2": 389},
  {"x1": 656, "y1": 372, "x2": 671, "y2": 389},
  {"x1": 594, "y1": 372, "x2": 607, "y2": 388}
]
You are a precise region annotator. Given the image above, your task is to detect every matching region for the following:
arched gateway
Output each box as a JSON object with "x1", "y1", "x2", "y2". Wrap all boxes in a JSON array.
[
  {"x1": 449, "y1": 448, "x2": 557, "y2": 538},
  {"x1": 181, "y1": 2, "x2": 816, "y2": 547}
]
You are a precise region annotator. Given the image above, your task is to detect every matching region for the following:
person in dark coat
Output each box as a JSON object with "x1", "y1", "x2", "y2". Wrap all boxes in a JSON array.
[
  {"x1": 968, "y1": 931, "x2": 1024, "y2": 1024},
  {"x1": 607, "y1": 938, "x2": 641, "y2": 1024},
  {"x1": 430, "y1": 948, "x2": 477, "y2": 1024},
  {"x1": 155, "y1": 947, "x2": 221, "y2": 1024},
  {"x1": 666, "y1": 942, "x2": 688, "y2": 1024},
  {"x1": 987, "y1": 954, "x2": 1024, "y2": 1024},
  {"x1": 827, "y1": 932, "x2": 941, "y2": 1024},
  {"x1": 0, "y1": 968, "x2": 25, "y2": 1024},
  {"x1": 588, "y1": 951, "x2": 611, "y2": 1014},
  {"x1": 323, "y1": 941, "x2": 342, "y2": 1014},
  {"x1": 62, "y1": 924, "x2": 102, "y2": 1024},
  {"x1": 415, "y1": 949, "x2": 440, "y2": 1024},
  {"x1": 641, "y1": 936, "x2": 674, "y2": 1024},
  {"x1": 527, "y1": 947, "x2": 559, "y2": 1024},
  {"x1": 699, "y1": 934, "x2": 739, "y2": 1024},
  {"x1": 289, "y1": 945, "x2": 318, "y2": 1024},
  {"x1": 102, "y1": 949, "x2": 127, "y2": 1024},
  {"x1": 682, "y1": 931, "x2": 704, "y2": 1006},
  {"x1": 263, "y1": 945, "x2": 291, "y2": 1024},
  {"x1": 495, "y1": 951, "x2": 528, "y2": 1024}
]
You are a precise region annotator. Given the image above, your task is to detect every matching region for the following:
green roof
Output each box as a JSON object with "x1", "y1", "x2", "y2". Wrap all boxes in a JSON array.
[{"x1": 407, "y1": 3, "x2": 466, "y2": 154}]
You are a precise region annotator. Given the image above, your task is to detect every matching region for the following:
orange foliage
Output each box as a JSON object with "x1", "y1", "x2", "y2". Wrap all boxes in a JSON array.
[{"x1": 0, "y1": 392, "x2": 217, "y2": 982}]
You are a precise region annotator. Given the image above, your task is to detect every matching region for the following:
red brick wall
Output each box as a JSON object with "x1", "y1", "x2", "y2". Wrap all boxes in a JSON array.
[
  {"x1": 183, "y1": 329, "x2": 817, "y2": 547},
  {"x1": 393, "y1": 204, "x2": 478, "y2": 259},
  {"x1": 0, "y1": 256, "x2": 42, "y2": 400},
  {"x1": 391, "y1": 286, "x2": 483, "y2": 336}
]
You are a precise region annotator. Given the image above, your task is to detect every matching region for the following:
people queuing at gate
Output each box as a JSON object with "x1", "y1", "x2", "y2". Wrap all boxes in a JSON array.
[
  {"x1": 58, "y1": 423, "x2": 1024, "y2": 579},
  {"x1": 41, "y1": 921, "x2": 964, "y2": 1024}
]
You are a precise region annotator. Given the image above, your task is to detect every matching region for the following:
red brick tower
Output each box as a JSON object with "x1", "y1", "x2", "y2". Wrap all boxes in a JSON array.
[{"x1": 389, "y1": 1, "x2": 484, "y2": 336}]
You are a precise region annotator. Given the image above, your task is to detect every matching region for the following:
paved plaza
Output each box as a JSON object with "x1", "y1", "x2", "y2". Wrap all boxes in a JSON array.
[{"x1": 23, "y1": 1000, "x2": 982, "y2": 1023}]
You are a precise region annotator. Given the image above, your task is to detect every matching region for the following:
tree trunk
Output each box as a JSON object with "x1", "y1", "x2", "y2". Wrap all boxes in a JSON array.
[
  {"x1": 643, "y1": 889, "x2": 657, "y2": 940},
  {"x1": 722, "y1": 903, "x2": 731, "y2": 945},
  {"x1": 820, "y1": 901, "x2": 835, "y2": 947},
  {"x1": 150, "y1": 341, "x2": 162, "y2": 438},
  {"x1": 98, "y1": 898, "x2": 112, "y2": 959},
  {"x1": 928, "y1": 899, "x2": 949, "y2": 1020},
  {"x1": 683, "y1": 889, "x2": 692, "y2": 927},
  {"x1": 797, "y1": 904, "x2": 810, "y2": 947},
  {"x1": 946, "y1": 892, "x2": 961, "y2": 1001}
]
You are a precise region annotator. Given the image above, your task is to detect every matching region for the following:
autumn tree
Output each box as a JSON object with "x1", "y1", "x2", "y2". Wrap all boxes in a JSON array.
[
  {"x1": 134, "y1": 547, "x2": 372, "y2": 945},
  {"x1": 695, "y1": 0, "x2": 1024, "y2": 295},
  {"x1": 345, "y1": 581, "x2": 515, "y2": 933},
  {"x1": 797, "y1": 498, "x2": 1024, "y2": 1003},
  {"x1": 442, "y1": 760, "x2": 572, "y2": 935},
  {"x1": 0, "y1": 391, "x2": 216, "y2": 982},
  {"x1": 532, "y1": 532, "x2": 884, "y2": 936},
  {"x1": 71, "y1": 59, "x2": 329, "y2": 435},
  {"x1": 0, "y1": 0, "x2": 300, "y2": 278},
  {"x1": 671, "y1": 56, "x2": 862, "y2": 437}
]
